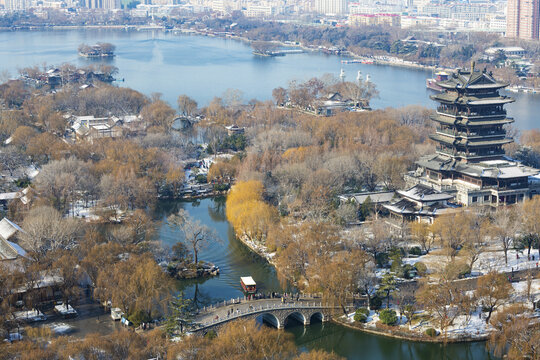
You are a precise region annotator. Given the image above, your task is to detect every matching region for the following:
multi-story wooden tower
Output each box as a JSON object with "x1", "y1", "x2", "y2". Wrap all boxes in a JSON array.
[
  {"x1": 404, "y1": 64, "x2": 540, "y2": 207},
  {"x1": 429, "y1": 64, "x2": 514, "y2": 163}
]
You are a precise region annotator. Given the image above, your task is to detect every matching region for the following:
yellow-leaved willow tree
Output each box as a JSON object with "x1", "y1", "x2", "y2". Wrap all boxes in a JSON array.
[{"x1": 226, "y1": 180, "x2": 277, "y2": 243}]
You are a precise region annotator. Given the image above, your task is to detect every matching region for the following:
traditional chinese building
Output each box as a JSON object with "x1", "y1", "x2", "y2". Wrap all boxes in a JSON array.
[
  {"x1": 383, "y1": 184, "x2": 459, "y2": 223},
  {"x1": 405, "y1": 64, "x2": 540, "y2": 207}
]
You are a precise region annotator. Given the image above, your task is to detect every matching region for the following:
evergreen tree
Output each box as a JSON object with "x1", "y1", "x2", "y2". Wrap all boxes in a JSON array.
[
  {"x1": 165, "y1": 292, "x2": 193, "y2": 336},
  {"x1": 378, "y1": 273, "x2": 397, "y2": 309}
]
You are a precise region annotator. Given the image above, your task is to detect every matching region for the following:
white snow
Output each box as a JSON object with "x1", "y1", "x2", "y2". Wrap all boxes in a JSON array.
[
  {"x1": 54, "y1": 304, "x2": 77, "y2": 316},
  {"x1": 12, "y1": 309, "x2": 46, "y2": 322},
  {"x1": 48, "y1": 322, "x2": 74, "y2": 334}
]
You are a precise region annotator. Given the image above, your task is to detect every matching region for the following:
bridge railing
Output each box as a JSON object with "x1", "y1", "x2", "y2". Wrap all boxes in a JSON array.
[
  {"x1": 197, "y1": 293, "x2": 323, "y2": 315},
  {"x1": 192, "y1": 301, "x2": 352, "y2": 330}
]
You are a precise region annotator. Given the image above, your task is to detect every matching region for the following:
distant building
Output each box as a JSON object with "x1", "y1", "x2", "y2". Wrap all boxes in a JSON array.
[
  {"x1": 400, "y1": 15, "x2": 439, "y2": 29},
  {"x1": 485, "y1": 46, "x2": 526, "y2": 59},
  {"x1": 225, "y1": 124, "x2": 245, "y2": 136},
  {"x1": 84, "y1": 0, "x2": 120, "y2": 9},
  {"x1": 5, "y1": 0, "x2": 28, "y2": 10},
  {"x1": 315, "y1": 0, "x2": 348, "y2": 15},
  {"x1": 243, "y1": 3, "x2": 276, "y2": 17},
  {"x1": 349, "y1": 13, "x2": 400, "y2": 27},
  {"x1": 507, "y1": 0, "x2": 540, "y2": 40},
  {"x1": 488, "y1": 16, "x2": 507, "y2": 34},
  {"x1": 70, "y1": 115, "x2": 123, "y2": 141}
]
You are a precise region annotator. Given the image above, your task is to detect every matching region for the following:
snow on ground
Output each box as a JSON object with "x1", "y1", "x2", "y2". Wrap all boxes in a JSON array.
[
  {"x1": 12, "y1": 309, "x2": 46, "y2": 322},
  {"x1": 344, "y1": 306, "x2": 491, "y2": 339},
  {"x1": 67, "y1": 200, "x2": 100, "y2": 220},
  {"x1": 402, "y1": 245, "x2": 540, "y2": 276},
  {"x1": 445, "y1": 308, "x2": 489, "y2": 339},
  {"x1": 344, "y1": 278, "x2": 540, "y2": 340},
  {"x1": 48, "y1": 322, "x2": 74, "y2": 335},
  {"x1": 474, "y1": 247, "x2": 540, "y2": 274},
  {"x1": 511, "y1": 278, "x2": 540, "y2": 303}
]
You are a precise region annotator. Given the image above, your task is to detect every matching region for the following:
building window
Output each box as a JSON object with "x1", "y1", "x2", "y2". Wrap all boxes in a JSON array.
[
  {"x1": 484, "y1": 195, "x2": 489, "y2": 202},
  {"x1": 472, "y1": 196, "x2": 477, "y2": 203}
]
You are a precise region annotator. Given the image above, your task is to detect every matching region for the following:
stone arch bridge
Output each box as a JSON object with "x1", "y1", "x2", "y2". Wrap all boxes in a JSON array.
[{"x1": 189, "y1": 298, "x2": 344, "y2": 334}]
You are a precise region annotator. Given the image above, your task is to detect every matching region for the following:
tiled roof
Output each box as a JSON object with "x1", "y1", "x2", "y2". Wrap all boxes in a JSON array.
[{"x1": 0, "y1": 218, "x2": 22, "y2": 241}]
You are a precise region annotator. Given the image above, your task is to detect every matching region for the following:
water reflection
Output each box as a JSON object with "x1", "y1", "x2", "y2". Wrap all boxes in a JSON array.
[
  {"x1": 0, "y1": 30, "x2": 538, "y2": 130},
  {"x1": 288, "y1": 322, "x2": 497, "y2": 360},
  {"x1": 155, "y1": 197, "x2": 286, "y2": 302}
]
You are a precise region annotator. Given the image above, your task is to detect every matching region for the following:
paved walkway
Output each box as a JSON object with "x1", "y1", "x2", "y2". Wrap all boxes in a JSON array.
[{"x1": 192, "y1": 295, "x2": 327, "y2": 329}]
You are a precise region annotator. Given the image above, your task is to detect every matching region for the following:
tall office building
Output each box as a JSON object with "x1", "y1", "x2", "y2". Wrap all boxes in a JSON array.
[
  {"x1": 85, "y1": 0, "x2": 120, "y2": 9},
  {"x1": 507, "y1": 0, "x2": 540, "y2": 40},
  {"x1": 315, "y1": 0, "x2": 348, "y2": 15},
  {"x1": 5, "y1": 0, "x2": 28, "y2": 10}
]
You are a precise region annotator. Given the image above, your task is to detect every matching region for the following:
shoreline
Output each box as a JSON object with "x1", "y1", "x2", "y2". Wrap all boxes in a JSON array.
[
  {"x1": 0, "y1": 25, "x2": 440, "y2": 74},
  {"x1": 332, "y1": 317, "x2": 490, "y2": 344}
]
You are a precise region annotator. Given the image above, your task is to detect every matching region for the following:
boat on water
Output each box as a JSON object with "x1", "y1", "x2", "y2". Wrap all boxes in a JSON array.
[
  {"x1": 341, "y1": 59, "x2": 374, "y2": 65},
  {"x1": 252, "y1": 51, "x2": 285, "y2": 57},
  {"x1": 240, "y1": 276, "x2": 257, "y2": 294},
  {"x1": 426, "y1": 71, "x2": 449, "y2": 92},
  {"x1": 505, "y1": 85, "x2": 540, "y2": 94}
]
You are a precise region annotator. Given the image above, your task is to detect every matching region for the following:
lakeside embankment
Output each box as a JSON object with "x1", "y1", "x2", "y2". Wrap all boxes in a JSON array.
[{"x1": 333, "y1": 317, "x2": 490, "y2": 344}]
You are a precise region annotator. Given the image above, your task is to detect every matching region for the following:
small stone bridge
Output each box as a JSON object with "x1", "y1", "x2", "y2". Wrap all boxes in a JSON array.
[{"x1": 189, "y1": 296, "x2": 345, "y2": 333}]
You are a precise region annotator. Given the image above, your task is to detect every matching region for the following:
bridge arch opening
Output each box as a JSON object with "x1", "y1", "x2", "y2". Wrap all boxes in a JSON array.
[
  {"x1": 310, "y1": 312, "x2": 324, "y2": 324},
  {"x1": 284, "y1": 312, "x2": 307, "y2": 328},
  {"x1": 257, "y1": 313, "x2": 281, "y2": 329}
]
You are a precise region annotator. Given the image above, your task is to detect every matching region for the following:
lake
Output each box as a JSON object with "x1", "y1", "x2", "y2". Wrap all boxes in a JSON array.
[{"x1": 0, "y1": 28, "x2": 538, "y2": 130}]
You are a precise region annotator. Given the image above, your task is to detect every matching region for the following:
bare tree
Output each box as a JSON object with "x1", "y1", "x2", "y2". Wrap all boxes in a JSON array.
[
  {"x1": 53, "y1": 251, "x2": 82, "y2": 310},
  {"x1": 0, "y1": 146, "x2": 27, "y2": 177},
  {"x1": 222, "y1": 88, "x2": 244, "y2": 108},
  {"x1": 492, "y1": 207, "x2": 518, "y2": 265},
  {"x1": 353, "y1": 217, "x2": 393, "y2": 261},
  {"x1": 167, "y1": 209, "x2": 217, "y2": 264},
  {"x1": 475, "y1": 271, "x2": 512, "y2": 324},
  {"x1": 177, "y1": 95, "x2": 198, "y2": 117},
  {"x1": 20, "y1": 206, "x2": 80, "y2": 256},
  {"x1": 272, "y1": 87, "x2": 287, "y2": 106}
]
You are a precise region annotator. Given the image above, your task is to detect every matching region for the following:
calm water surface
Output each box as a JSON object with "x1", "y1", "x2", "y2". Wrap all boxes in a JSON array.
[
  {"x1": 156, "y1": 198, "x2": 496, "y2": 360},
  {"x1": 154, "y1": 197, "x2": 285, "y2": 302},
  {"x1": 0, "y1": 29, "x2": 538, "y2": 130}
]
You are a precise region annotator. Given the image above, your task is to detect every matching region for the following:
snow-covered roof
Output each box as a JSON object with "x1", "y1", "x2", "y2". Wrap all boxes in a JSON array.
[
  {"x1": 25, "y1": 166, "x2": 39, "y2": 179},
  {"x1": 339, "y1": 191, "x2": 395, "y2": 204},
  {"x1": 121, "y1": 115, "x2": 139, "y2": 123},
  {"x1": 485, "y1": 46, "x2": 525, "y2": 55},
  {"x1": 92, "y1": 124, "x2": 110, "y2": 131},
  {"x1": 0, "y1": 192, "x2": 19, "y2": 201},
  {"x1": 0, "y1": 219, "x2": 27, "y2": 260},
  {"x1": 397, "y1": 184, "x2": 453, "y2": 202},
  {"x1": 0, "y1": 218, "x2": 23, "y2": 241},
  {"x1": 241, "y1": 276, "x2": 256, "y2": 286}
]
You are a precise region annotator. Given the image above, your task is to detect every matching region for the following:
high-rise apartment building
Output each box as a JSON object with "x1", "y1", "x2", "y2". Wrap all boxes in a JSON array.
[
  {"x1": 315, "y1": 0, "x2": 348, "y2": 15},
  {"x1": 507, "y1": 0, "x2": 540, "y2": 40},
  {"x1": 85, "y1": 0, "x2": 120, "y2": 9},
  {"x1": 5, "y1": 0, "x2": 28, "y2": 10}
]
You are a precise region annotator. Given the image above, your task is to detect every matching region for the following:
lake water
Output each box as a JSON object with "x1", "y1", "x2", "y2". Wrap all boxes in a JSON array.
[
  {"x1": 156, "y1": 198, "x2": 496, "y2": 360},
  {"x1": 0, "y1": 28, "x2": 538, "y2": 130},
  {"x1": 154, "y1": 197, "x2": 286, "y2": 303}
]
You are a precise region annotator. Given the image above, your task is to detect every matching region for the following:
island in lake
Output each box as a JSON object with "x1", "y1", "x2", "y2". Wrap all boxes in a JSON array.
[{"x1": 78, "y1": 42, "x2": 116, "y2": 58}]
